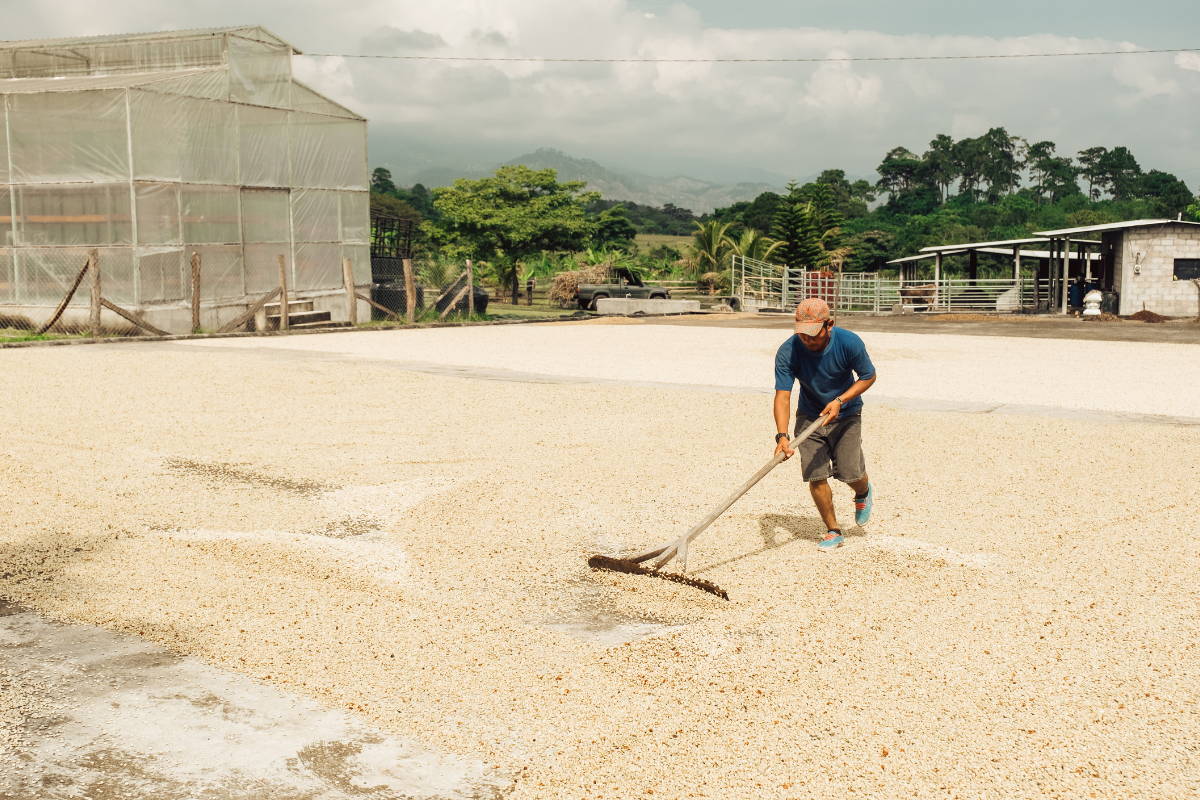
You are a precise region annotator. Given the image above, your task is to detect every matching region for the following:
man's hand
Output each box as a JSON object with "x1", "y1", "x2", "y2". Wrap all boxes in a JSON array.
[
  {"x1": 819, "y1": 397, "x2": 844, "y2": 422},
  {"x1": 774, "y1": 436, "x2": 795, "y2": 460}
]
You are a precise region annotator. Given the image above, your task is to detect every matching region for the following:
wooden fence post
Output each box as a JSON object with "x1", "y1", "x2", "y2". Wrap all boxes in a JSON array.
[
  {"x1": 190, "y1": 251, "x2": 202, "y2": 333},
  {"x1": 402, "y1": 257, "x2": 416, "y2": 324},
  {"x1": 88, "y1": 249, "x2": 101, "y2": 338},
  {"x1": 466, "y1": 258, "x2": 474, "y2": 316},
  {"x1": 277, "y1": 254, "x2": 289, "y2": 331},
  {"x1": 342, "y1": 257, "x2": 357, "y2": 326}
]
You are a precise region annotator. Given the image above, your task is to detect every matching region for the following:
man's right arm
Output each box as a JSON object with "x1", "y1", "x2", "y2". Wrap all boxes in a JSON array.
[{"x1": 773, "y1": 390, "x2": 794, "y2": 459}]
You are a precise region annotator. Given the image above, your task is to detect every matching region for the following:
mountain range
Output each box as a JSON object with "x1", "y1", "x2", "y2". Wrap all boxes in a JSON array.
[{"x1": 410, "y1": 148, "x2": 785, "y2": 215}]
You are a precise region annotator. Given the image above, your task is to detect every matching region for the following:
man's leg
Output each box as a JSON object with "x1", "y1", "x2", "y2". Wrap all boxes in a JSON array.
[
  {"x1": 847, "y1": 475, "x2": 869, "y2": 497},
  {"x1": 808, "y1": 479, "x2": 839, "y2": 531}
]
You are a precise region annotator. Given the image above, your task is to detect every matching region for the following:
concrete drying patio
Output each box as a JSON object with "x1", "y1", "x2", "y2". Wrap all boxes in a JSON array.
[{"x1": 2, "y1": 318, "x2": 1198, "y2": 799}]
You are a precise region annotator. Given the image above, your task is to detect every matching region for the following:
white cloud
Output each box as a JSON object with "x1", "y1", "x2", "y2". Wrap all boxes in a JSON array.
[
  {"x1": 5, "y1": 0, "x2": 1198, "y2": 188},
  {"x1": 1175, "y1": 52, "x2": 1200, "y2": 72}
]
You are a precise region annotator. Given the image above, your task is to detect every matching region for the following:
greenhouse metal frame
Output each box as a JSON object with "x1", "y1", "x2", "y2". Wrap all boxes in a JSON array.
[{"x1": 0, "y1": 26, "x2": 369, "y2": 332}]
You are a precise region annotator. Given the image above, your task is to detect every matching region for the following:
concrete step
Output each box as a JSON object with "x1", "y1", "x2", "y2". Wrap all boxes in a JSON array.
[
  {"x1": 266, "y1": 310, "x2": 332, "y2": 327},
  {"x1": 264, "y1": 300, "x2": 315, "y2": 314},
  {"x1": 288, "y1": 320, "x2": 351, "y2": 330}
]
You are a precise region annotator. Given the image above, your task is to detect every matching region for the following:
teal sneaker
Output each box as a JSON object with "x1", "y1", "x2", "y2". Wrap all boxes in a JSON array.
[
  {"x1": 854, "y1": 483, "x2": 874, "y2": 526},
  {"x1": 818, "y1": 529, "x2": 844, "y2": 551}
]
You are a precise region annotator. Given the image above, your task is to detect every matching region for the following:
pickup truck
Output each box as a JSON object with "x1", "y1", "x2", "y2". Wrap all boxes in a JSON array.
[{"x1": 576, "y1": 268, "x2": 671, "y2": 310}]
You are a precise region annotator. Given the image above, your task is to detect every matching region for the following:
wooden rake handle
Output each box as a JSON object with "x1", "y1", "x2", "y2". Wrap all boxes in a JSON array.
[{"x1": 642, "y1": 413, "x2": 832, "y2": 572}]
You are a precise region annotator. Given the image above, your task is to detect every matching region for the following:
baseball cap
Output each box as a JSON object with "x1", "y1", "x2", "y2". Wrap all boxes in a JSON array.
[{"x1": 794, "y1": 297, "x2": 832, "y2": 336}]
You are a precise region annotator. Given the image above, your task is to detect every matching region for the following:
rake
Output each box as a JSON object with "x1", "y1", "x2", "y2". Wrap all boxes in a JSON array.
[{"x1": 588, "y1": 414, "x2": 830, "y2": 600}]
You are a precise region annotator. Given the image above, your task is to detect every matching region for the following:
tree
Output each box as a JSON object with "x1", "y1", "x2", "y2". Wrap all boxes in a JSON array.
[
  {"x1": 1137, "y1": 170, "x2": 1193, "y2": 217},
  {"x1": 1185, "y1": 196, "x2": 1200, "y2": 223},
  {"x1": 922, "y1": 134, "x2": 957, "y2": 204},
  {"x1": 371, "y1": 167, "x2": 398, "y2": 196},
  {"x1": 771, "y1": 182, "x2": 812, "y2": 272},
  {"x1": 728, "y1": 228, "x2": 781, "y2": 262},
  {"x1": 977, "y1": 127, "x2": 1022, "y2": 200},
  {"x1": 1098, "y1": 146, "x2": 1142, "y2": 200},
  {"x1": 691, "y1": 220, "x2": 736, "y2": 276},
  {"x1": 953, "y1": 136, "x2": 987, "y2": 201},
  {"x1": 795, "y1": 203, "x2": 824, "y2": 270},
  {"x1": 591, "y1": 205, "x2": 637, "y2": 250},
  {"x1": 431, "y1": 165, "x2": 597, "y2": 303},
  {"x1": 843, "y1": 229, "x2": 896, "y2": 272},
  {"x1": 370, "y1": 191, "x2": 421, "y2": 221},
  {"x1": 875, "y1": 146, "x2": 923, "y2": 196},
  {"x1": 1077, "y1": 146, "x2": 1109, "y2": 200}
]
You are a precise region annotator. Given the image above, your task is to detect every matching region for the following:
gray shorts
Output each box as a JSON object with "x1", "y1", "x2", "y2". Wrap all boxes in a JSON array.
[{"x1": 793, "y1": 413, "x2": 867, "y2": 484}]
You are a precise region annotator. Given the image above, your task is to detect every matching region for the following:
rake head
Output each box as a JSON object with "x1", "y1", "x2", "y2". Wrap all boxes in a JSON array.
[{"x1": 587, "y1": 554, "x2": 729, "y2": 601}]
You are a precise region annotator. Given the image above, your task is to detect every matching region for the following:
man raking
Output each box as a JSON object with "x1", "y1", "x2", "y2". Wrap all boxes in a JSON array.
[{"x1": 773, "y1": 298, "x2": 877, "y2": 550}]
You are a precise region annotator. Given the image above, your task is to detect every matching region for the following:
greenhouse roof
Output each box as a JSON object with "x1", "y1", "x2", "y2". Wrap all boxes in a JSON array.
[
  {"x1": 0, "y1": 26, "x2": 296, "y2": 53},
  {"x1": 0, "y1": 67, "x2": 223, "y2": 95}
]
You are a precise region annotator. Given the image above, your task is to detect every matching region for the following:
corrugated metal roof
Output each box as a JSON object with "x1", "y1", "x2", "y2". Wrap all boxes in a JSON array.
[
  {"x1": 1035, "y1": 219, "x2": 1200, "y2": 237},
  {"x1": 920, "y1": 237, "x2": 1049, "y2": 252},
  {"x1": 0, "y1": 26, "x2": 293, "y2": 52},
  {"x1": 888, "y1": 247, "x2": 1101, "y2": 265},
  {"x1": 0, "y1": 67, "x2": 223, "y2": 94}
]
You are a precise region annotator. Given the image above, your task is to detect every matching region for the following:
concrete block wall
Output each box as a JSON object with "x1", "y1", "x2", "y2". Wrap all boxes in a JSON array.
[{"x1": 1117, "y1": 223, "x2": 1200, "y2": 317}]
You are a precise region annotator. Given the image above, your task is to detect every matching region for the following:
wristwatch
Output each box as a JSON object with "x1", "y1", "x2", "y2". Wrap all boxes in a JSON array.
[{"x1": 775, "y1": 432, "x2": 789, "y2": 443}]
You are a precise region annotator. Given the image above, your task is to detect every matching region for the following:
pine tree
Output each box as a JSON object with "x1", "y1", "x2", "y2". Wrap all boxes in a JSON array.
[{"x1": 771, "y1": 182, "x2": 808, "y2": 272}]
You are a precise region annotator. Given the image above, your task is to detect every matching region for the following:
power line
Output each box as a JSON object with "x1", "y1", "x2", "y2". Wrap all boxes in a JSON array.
[{"x1": 301, "y1": 47, "x2": 1200, "y2": 64}]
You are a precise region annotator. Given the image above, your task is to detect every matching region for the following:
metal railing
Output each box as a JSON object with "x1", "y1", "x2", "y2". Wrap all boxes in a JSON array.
[{"x1": 733, "y1": 255, "x2": 1056, "y2": 314}]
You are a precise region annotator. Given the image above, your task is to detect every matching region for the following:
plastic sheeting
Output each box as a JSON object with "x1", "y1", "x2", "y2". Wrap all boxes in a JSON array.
[
  {"x1": 181, "y1": 186, "x2": 240, "y2": 244},
  {"x1": 340, "y1": 192, "x2": 369, "y2": 243},
  {"x1": 14, "y1": 184, "x2": 132, "y2": 246},
  {"x1": 237, "y1": 105, "x2": 289, "y2": 187},
  {"x1": 243, "y1": 243, "x2": 289, "y2": 295},
  {"x1": 0, "y1": 248, "x2": 12, "y2": 303},
  {"x1": 192, "y1": 244, "x2": 244, "y2": 301},
  {"x1": 139, "y1": 68, "x2": 229, "y2": 102},
  {"x1": 137, "y1": 246, "x2": 185, "y2": 302},
  {"x1": 293, "y1": 242, "x2": 340, "y2": 291},
  {"x1": 15, "y1": 246, "x2": 134, "y2": 306},
  {"x1": 228, "y1": 36, "x2": 291, "y2": 110},
  {"x1": 135, "y1": 183, "x2": 181, "y2": 245},
  {"x1": 240, "y1": 188, "x2": 289, "y2": 243},
  {"x1": 8, "y1": 91, "x2": 129, "y2": 183},
  {"x1": 291, "y1": 82, "x2": 358, "y2": 119},
  {"x1": 292, "y1": 189, "x2": 340, "y2": 242},
  {"x1": 290, "y1": 112, "x2": 367, "y2": 190},
  {"x1": 131, "y1": 91, "x2": 238, "y2": 184},
  {"x1": 0, "y1": 186, "x2": 10, "y2": 245},
  {"x1": 343, "y1": 243, "x2": 370, "y2": 286}
]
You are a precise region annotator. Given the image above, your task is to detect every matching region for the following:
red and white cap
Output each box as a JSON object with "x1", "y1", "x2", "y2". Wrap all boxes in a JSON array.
[{"x1": 794, "y1": 297, "x2": 832, "y2": 336}]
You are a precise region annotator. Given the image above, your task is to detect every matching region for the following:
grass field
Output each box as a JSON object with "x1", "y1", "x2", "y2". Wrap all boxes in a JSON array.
[{"x1": 634, "y1": 232, "x2": 692, "y2": 252}]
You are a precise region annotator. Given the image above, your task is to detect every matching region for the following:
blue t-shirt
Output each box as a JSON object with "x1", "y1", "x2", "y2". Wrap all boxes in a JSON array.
[{"x1": 774, "y1": 327, "x2": 876, "y2": 419}]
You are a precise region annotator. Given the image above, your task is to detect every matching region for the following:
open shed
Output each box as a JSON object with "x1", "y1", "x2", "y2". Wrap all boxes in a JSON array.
[
  {"x1": 1036, "y1": 220, "x2": 1200, "y2": 317},
  {"x1": 0, "y1": 26, "x2": 369, "y2": 333}
]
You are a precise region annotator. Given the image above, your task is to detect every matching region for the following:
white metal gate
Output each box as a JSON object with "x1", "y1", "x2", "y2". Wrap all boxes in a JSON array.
[{"x1": 732, "y1": 255, "x2": 1052, "y2": 314}]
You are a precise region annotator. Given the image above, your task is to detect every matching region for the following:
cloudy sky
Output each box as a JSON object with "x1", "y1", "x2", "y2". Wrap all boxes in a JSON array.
[{"x1": 6, "y1": 0, "x2": 1200, "y2": 191}]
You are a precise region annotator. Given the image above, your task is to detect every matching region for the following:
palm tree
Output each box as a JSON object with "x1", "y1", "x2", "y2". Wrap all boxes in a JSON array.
[
  {"x1": 729, "y1": 228, "x2": 782, "y2": 262},
  {"x1": 691, "y1": 220, "x2": 735, "y2": 278}
]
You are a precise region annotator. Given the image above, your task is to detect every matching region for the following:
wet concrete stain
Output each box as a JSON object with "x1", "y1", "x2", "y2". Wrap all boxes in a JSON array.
[
  {"x1": 165, "y1": 458, "x2": 328, "y2": 497},
  {"x1": 0, "y1": 596, "x2": 26, "y2": 616},
  {"x1": 546, "y1": 577, "x2": 687, "y2": 647},
  {"x1": 1, "y1": 609, "x2": 510, "y2": 799}
]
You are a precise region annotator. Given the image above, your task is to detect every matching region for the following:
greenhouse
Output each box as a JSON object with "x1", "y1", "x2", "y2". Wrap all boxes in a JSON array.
[{"x1": 0, "y1": 26, "x2": 369, "y2": 333}]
